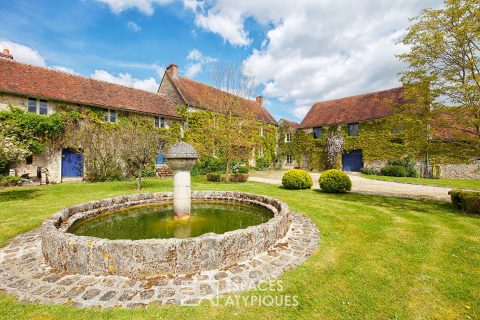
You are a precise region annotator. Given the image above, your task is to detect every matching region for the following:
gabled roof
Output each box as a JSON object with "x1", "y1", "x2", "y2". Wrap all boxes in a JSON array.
[
  {"x1": 0, "y1": 57, "x2": 181, "y2": 118},
  {"x1": 300, "y1": 87, "x2": 406, "y2": 128},
  {"x1": 164, "y1": 67, "x2": 277, "y2": 125},
  {"x1": 279, "y1": 118, "x2": 300, "y2": 129}
]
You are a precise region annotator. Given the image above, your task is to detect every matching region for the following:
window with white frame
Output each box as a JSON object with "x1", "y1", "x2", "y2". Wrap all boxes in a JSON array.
[
  {"x1": 258, "y1": 146, "x2": 264, "y2": 158},
  {"x1": 27, "y1": 98, "x2": 48, "y2": 115},
  {"x1": 285, "y1": 132, "x2": 292, "y2": 142},
  {"x1": 260, "y1": 126, "x2": 264, "y2": 136},
  {"x1": 103, "y1": 109, "x2": 117, "y2": 123},
  {"x1": 286, "y1": 154, "x2": 293, "y2": 164},
  {"x1": 154, "y1": 116, "x2": 165, "y2": 128}
]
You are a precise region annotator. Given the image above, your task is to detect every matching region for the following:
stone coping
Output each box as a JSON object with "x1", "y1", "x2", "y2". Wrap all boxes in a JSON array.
[
  {"x1": 0, "y1": 211, "x2": 319, "y2": 308},
  {"x1": 41, "y1": 191, "x2": 290, "y2": 278}
]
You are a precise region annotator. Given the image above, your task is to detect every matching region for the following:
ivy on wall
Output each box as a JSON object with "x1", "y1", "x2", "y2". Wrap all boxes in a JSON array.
[
  {"x1": 179, "y1": 107, "x2": 277, "y2": 168},
  {"x1": 278, "y1": 115, "x2": 479, "y2": 171}
]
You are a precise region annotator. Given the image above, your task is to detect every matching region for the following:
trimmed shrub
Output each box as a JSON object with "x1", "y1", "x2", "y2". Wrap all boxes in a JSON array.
[
  {"x1": 192, "y1": 157, "x2": 225, "y2": 175},
  {"x1": 255, "y1": 157, "x2": 270, "y2": 171},
  {"x1": 388, "y1": 156, "x2": 419, "y2": 177},
  {"x1": 380, "y1": 165, "x2": 408, "y2": 177},
  {"x1": 206, "y1": 172, "x2": 223, "y2": 182},
  {"x1": 229, "y1": 173, "x2": 249, "y2": 182},
  {"x1": 361, "y1": 167, "x2": 379, "y2": 175},
  {"x1": 319, "y1": 169, "x2": 352, "y2": 193},
  {"x1": 448, "y1": 189, "x2": 480, "y2": 214},
  {"x1": 237, "y1": 167, "x2": 249, "y2": 174},
  {"x1": 281, "y1": 169, "x2": 313, "y2": 190}
]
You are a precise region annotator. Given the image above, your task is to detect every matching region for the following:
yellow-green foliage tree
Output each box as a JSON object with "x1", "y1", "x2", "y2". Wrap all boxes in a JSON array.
[
  {"x1": 398, "y1": 0, "x2": 480, "y2": 141},
  {"x1": 182, "y1": 64, "x2": 274, "y2": 178}
]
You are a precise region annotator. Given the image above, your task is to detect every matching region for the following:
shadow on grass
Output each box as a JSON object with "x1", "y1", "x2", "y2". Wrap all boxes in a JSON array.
[
  {"x1": 0, "y1": 188, "x2": 43, "y2": 202},
  {"x1": 312, "y1": 189, "x2": 463, "y2": 216}
]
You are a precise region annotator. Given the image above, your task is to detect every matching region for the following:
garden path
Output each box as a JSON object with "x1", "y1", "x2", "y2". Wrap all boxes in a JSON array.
[{"x1": 249, "y1": 172, "x2": 451, "y2": 201}]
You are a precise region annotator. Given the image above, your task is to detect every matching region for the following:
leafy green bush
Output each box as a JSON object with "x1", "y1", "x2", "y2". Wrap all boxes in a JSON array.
[
  {"x1": 319, "y1": 169, "x2": 352, "y2": 193},
  {"x1": 192, "y1": 157, "x2": 226, "y2": 175},
  {"x1": 388, "y1": 156, "x2": 419, "y2": 177},
  {"x1": 206, "y1": 172, "x2": 223, "y2": 182},
  {"x1": 255, "y1": 157, "x2": 270, "y2": 171},
  {"x1": 281, "y1": 169, "x2": 313, "y2": 190},
  {"x1": 361, "y1": 167, "x2": 379, "y2": 175},
  {"x1": 380, "y1": 165, "x2": 408, "y2": 177},
  {"x1": 449, "y1": 190, "x2": 480, "y2": 214},
  {"x1": 229, "y1": 173, "x2": 249, "y2": 182},
  {"x1": 0, "y1": 175, "x2": 21, "y2": 187},
  {"x1": 237, "y1": 167, "x2": 249, "y2": 174}
]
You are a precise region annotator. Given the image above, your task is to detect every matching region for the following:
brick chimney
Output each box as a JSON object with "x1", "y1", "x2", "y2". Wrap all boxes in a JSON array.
[
  {"x1": 256, "y1": 96, "x2": 263, "y2": 106},
  {"x1": 0, "y1": 48, "x2": 13, "y2": 60},
  {"x1": 167, "y1": 64, "x2": 178, "y2": 78}
]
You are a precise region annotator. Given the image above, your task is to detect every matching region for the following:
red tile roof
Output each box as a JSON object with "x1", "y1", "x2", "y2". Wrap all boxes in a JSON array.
[
  {"x1": 0, "y1": 58, "x2": 181, "y2": 118},
  {"x1": 299, "y1": 87, "x2": 406, "y2": 128},
  {"x1": 431, "y1": 107, "x2": 478, "y2": 141},
  {"x1": 279, "y1": 118, "x2": 300, "y2": 129},
  {"x1": 166, "y1": 70, "x2": 277, "y2": 125}
]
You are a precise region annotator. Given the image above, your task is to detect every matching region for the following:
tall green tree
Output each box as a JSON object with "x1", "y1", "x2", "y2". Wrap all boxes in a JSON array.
[{"x1": 398, "y1": 0, "x2": 480, "y2": 139}]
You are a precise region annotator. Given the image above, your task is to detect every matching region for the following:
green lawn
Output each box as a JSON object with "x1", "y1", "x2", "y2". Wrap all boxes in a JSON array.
[
  {"x1": 360, "y1": 174, "x2": 480, "y2": 190},
  {"x1": 1, "y1": 178, "x2": 479, "y2": 319}
]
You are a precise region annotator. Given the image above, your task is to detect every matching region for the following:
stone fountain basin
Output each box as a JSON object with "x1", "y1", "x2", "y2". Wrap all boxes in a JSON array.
[{"x1": 41, "y1": 191, "x2": 290, "y2": 278}]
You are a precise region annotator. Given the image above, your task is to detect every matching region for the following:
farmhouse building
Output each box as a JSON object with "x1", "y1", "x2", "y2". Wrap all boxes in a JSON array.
[
  {"x1": 0, "y1": 50, "x2": 276, "y2": 183},
  {"x1": 279, "y1": 87, "x2": 479, "y2": 179}
]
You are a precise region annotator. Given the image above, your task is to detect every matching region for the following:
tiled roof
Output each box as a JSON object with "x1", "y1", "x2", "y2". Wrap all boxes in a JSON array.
[
  {"x1": 0, "y1": 58, "x2": 181, "y2": 118},
  {"x1": 166, "y1": 70, "x2": 277, "y2": 125},
  {"x1": 431, "y1": 107, "x2": 478, "y2": 141},
  {"x1": 279, "y1": 118, "x2": 300, "y2": 129},
  {"x1": 299, "y1": 87, "x2": 406, "y2": 128}
]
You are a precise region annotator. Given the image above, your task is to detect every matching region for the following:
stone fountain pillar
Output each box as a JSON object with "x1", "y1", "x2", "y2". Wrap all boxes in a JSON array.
[{"x1": 164, "y1": 142, "x2": 200, "y2": 219}]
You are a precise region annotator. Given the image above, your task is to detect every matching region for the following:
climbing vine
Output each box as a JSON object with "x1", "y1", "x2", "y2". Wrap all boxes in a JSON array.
[{"x1": 278, "y1": 114, "x2": 479, "y2": 171}]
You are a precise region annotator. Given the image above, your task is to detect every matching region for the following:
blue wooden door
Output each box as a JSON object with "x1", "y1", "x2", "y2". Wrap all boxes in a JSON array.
[
  {"x1": 62, "y1": 149, "x2": 84, "y2": 178},
  {"x1": 342, "y1": 150, "x2": 363, "y2": 172},
  {"x1": 156, "y1": 154, "x2": 165, "y2": 164}
]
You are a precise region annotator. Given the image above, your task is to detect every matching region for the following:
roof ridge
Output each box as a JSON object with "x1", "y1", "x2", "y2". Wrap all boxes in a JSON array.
[
  {"x1": 312, "y1": 86, "x2": 404, "y2": 106},
  {"x1": 177, "y1": 74, "x2": 259, "y2": 104},
  {"x1": 1, "y1": 58, "x2": 165, "y2": 97}
]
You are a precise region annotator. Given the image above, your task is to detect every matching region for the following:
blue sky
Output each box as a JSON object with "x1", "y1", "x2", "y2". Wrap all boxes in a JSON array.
[{"x1": 0, "y1": 0, "x2": 438, "y2": 121}]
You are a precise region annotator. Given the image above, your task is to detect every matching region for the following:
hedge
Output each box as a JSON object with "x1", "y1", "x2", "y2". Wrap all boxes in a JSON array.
[
  {"x1": 449, "y1": 189, "x2": 480, "y2": 214},
  {"x1": 380, "y1": 165, "x2": 408, "y2": 177}
]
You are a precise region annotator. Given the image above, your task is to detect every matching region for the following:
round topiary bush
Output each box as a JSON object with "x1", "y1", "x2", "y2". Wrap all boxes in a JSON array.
[
  {"x1": 281, "y1": 169, "x2": 313, "y2": 190},
  {"x1": 319, "y1": 169, "x2": 352, "y2": 193}
]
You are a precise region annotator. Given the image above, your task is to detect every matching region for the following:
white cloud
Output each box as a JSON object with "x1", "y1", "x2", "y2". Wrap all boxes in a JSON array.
[
  {"x1": 127, "y1": 20, "x2": 141, "y2": 32},
  {"x1": 52, "y1": 65, "x2": 78, "y2": 74},
  {"x1": 0, "y1": 40, "x2": 46, "y2": 66},
  {"x1": 292, "y1": 106, "x2": 310, "y2": 120},
  {"x1": 91, "y1": 69, "x2": 159, "y2": 92},
  {"x1": 184, "y1": 0, "x2": 439, "y2": 120},
  {"x1": 95, "y1": 0, "x2": 173, "y2": 15},
  {"x1": 185, "y1": 49, "x2": 216, "y2": 78},
  {"x1": 185, "y1": 63, "x2": 202, "y2": 78}
]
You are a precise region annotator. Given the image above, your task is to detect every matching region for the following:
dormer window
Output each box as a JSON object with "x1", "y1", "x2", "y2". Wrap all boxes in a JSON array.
[
  {"x1": 285, "y1": 132, "x2": 292, "y2": 142},
  {"x1": 27, "y1": 98, "x2": 48, "y2": 115},
  {"x1": 154, "y1": 116, "x2": 165, "y2": 128},
  {"x1": 103, "y1": 108, "x2": 117, "y2": 123}
]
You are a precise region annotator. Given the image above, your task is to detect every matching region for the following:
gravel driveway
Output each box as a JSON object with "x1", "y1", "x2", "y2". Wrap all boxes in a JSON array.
[{"x1": 249, "y1": 172, "x2": 452, "y2": 201}]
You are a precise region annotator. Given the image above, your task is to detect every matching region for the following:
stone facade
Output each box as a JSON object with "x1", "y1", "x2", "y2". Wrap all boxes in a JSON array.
[
  {"x1": 1, "y1": 92, "x2": 181, "y2": 183},
  {"x1": 41, "y1": 191, "x2": 291, "y2": 278}
]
